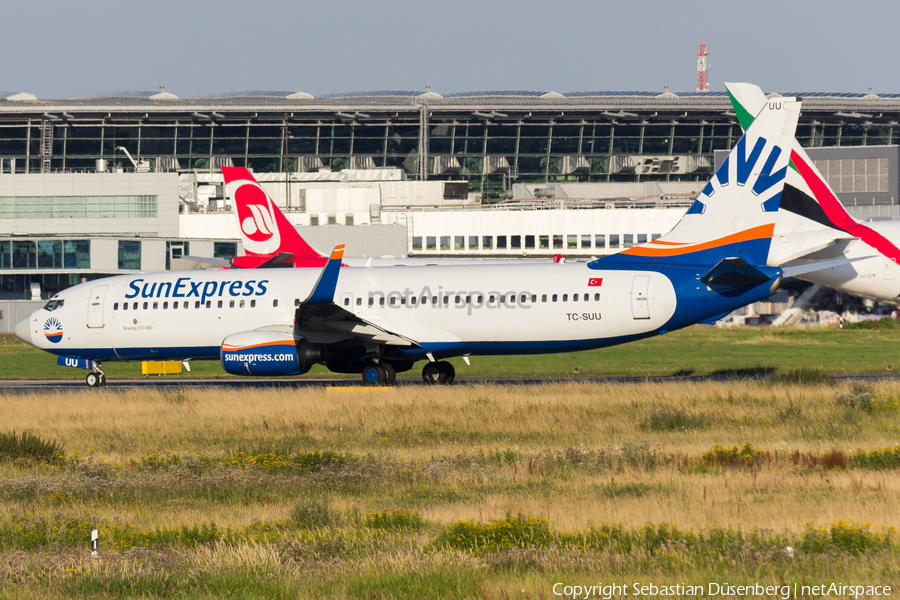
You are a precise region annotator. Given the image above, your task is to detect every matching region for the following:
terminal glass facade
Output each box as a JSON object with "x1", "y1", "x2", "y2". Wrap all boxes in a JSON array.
[
  {"x1": 213, "y1": 242, "x2": 237, "y2": 260},
  {"x1": 1, "y1": 114, "x2": 898, "y2": 198},
  {"x1": 0, "y1": 239, "x2": 90, "y2": 270},
  {"x1": 117, "y1": 241, "x2": 141, "y2": 270},
  {"x1": 0, "y1": 195, "x2": 157, "y2": 219},
  {"x1": 0, "y1": 273, "x2": 102, "y2": 299}
]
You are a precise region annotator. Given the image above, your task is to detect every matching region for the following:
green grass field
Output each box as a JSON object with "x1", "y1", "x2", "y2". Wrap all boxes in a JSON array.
[
  {"x1": 0, "y1": 380, "x2": 898, "y2": 598},
  {"x1": 3, "y1": 322, "x2": 900, "y2": 381}
]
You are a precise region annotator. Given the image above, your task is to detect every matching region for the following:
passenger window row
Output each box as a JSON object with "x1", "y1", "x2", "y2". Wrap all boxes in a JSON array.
[
  {"x1": 337, "y1": 292, "x2": 604, "y2": 307},
  {"x1": 114, "y1": 298, "x2": 262, "y2": 311},
  {"x1": 111, "y1": 290, "x2": 603, "y2": 312},
  {"x1": 412, "y1": 234, "x2": 661, "y2": 251}
]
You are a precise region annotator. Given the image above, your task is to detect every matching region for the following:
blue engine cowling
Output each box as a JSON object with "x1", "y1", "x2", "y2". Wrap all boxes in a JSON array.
[{"x1": 220, "y1": 330, "x2": 319, "y2": 376}]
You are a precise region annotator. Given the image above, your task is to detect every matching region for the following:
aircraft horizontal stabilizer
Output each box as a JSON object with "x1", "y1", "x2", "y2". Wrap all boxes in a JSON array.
[
  {"x1": 781, "y1": 255, "x2": 875, "y2": 278},
  {"x1": 180, "y1": 255, "x2": 232, "y2": 268},
  {"x1": 257, "y1": 252, "x2": 295, "y2": 269},
  {"x1": 769, "y1": 233, "x2": 857, "y2": 266},
  {"x1": 700, "y1": 258, "x2": 774, "y2": 293}
]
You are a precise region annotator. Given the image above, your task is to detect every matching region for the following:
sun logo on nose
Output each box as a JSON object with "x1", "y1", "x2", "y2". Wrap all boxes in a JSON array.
[{"x1": 43, "y1": 317, "x2": 63, "y2": 343}]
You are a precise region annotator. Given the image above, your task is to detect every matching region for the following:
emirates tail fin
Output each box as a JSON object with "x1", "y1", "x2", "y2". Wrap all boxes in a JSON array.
[{"x1": 726, "y1": 83, "x2": 863, "y2": 231}]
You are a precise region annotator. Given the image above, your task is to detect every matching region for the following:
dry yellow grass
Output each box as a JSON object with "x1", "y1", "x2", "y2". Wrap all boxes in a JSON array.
[
  {"x1": 0, "y1": 380, "x2": 897, "y2": 458},
  {"x1": 18, "y1": 464, "x2": 896, "y2": 535},
  {"x1": 0, "y1": 380, "x2": 898, "y2": 537},
  {"x1": 417, "y1": 468, "x2": 900, "y2": 532}
]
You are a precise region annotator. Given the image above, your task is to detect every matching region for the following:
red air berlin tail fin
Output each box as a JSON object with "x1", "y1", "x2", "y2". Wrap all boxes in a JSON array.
[{"x1": 222, "y1": 167, "x2": 324, "y2": 262}]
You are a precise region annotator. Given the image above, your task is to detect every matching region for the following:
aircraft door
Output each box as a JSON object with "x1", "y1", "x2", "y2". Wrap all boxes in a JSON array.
[
  {"x1": 886, "y1": 259, "x2": 896, "y2": 281},
  {"x1": 87, "y1": 285, "x2": 108, "y2": 328},
  {"x1": 631, "y1": 276, "x2": 650, "y2": 319}
]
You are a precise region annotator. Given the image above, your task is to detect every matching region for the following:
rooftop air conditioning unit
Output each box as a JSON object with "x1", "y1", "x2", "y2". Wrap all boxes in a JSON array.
[
  {"x1": 632, "y1": 155, "x2": 712, "y2": 175},
  {"x1": 483, "y1": 156, "x2": 510, "y2": 174},
  {"x1": 299, "y1": 156, "x2": 325, "y2": 172},
  {"x1": 562, "y1": 155, "x2": 590, "y2": 174},
  {"x1": 611, "y1": 155, "x2": 638, "y2": 173},
  {"x1": 432, "y1": 156, "x2": 461, "y2": 175},
  {"x1": 442, "y1": 181, "x2": 468, "y2": 199},
  {"x1": 154, "y1": 157, "x2": 180, "y2": 172},
  {"x1": 350, "y1": 156, "x2": 376, "y2": 170}
]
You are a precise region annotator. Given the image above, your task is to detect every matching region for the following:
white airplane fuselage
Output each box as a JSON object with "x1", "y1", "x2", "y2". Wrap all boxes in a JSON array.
[
  {"x1": 19, "y1": 263, "x2": 679, "y2": 362},
  {"x1": 792, "y1": 221, "x2": 900, "y2": 304}
]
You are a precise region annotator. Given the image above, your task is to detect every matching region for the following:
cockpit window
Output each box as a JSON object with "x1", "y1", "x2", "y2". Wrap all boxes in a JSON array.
[{"x1": 44, "y1": 299, "x2": 64, "y2": 311}]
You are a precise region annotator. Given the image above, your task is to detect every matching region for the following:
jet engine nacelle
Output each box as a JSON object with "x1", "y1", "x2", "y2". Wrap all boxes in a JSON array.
[{"x1": 220, "y1": 330, "x2": 323, "y2": 376}]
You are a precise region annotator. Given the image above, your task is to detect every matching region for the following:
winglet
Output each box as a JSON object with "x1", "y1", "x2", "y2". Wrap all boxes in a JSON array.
[{"x1": 303, "y1": 245, "x2": 345, "y2": 304}]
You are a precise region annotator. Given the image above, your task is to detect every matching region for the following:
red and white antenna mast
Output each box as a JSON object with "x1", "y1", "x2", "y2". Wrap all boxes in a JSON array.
[{"x1": 695, "y1": 40, "x2": 710, "y2": 92}]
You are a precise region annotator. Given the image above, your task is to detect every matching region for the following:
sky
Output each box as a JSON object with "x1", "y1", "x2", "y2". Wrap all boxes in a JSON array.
[{"x1": 3, "y1": 0, "x2": 899, "y2": 99}]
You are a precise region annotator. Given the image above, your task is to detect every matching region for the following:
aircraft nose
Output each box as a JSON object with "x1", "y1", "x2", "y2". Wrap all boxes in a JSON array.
[{"x1": 14, "y1": 314, "x2": 33, "y2": 346}]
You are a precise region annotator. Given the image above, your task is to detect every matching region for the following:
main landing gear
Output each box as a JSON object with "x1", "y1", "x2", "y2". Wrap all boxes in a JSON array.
[
  {"x1": 422, "y1": 361, "x2": 455, "y2": 385},
  {"x1": 359, "y1": 360, "x2": 455, "y2": 386},
  {"x1": 85, "y1": 364, "x2": 106, "y2": 388},
  {"x1": 361, "y1": 362, "x2": 396, "y2": 386}
]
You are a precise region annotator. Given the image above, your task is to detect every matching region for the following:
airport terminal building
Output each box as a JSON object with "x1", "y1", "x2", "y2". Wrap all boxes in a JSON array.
[{"x1": 2, "y1": 88, "x2": 900, "y2": 308}]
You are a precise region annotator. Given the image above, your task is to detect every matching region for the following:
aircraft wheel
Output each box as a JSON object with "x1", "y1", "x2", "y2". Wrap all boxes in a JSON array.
[
  {"x1": 362, "y1": 363, "x2": 387, "y2": 386},
  {"x1": 438, "y1": 361, "x2": 455, "y2": 384},
  {"x1": 86, "y1": 372, "x2": 101, "y2": 387},
  {"x1": 422, "y1": 362, "x2": 446, "y2": 385},
  {"x1": 381, "y1": 362, "x2": 396, "y2": 385},
  {"x1": 98, "y1": 373, "x2": 107, "y2": 387}
]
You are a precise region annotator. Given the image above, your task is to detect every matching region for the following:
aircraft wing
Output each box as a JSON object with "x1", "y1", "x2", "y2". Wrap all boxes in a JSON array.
[
  {"x1": 296, "y1": 304, "x2": 419, "y2": 346},
  {"x1": 292, "y1": 245, "x2": 420, "y2": 347}
]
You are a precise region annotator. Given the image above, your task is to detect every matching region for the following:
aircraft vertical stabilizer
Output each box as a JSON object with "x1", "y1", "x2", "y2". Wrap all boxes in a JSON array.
[
  {"x1": 222, "y1": 167, "x2": 325, "y2": 262},
  {"x1": 597, "y1": 97, "x2": 801, "y2": 268},
  {"x1": 724, "y1": 83, "x2": 900, "y2": 266}
]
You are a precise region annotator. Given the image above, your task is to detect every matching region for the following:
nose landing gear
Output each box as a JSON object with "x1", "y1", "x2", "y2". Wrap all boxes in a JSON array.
[{"x1": 86, "y1": 364, "x2": 106, "y2": 387}]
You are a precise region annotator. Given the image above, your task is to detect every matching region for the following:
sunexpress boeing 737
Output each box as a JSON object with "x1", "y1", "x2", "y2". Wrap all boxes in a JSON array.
[{"x1": 16, "y1": 98, "x2": 805, "y2": 387}]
